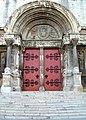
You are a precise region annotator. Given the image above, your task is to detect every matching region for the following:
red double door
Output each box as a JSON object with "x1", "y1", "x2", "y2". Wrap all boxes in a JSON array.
[{"x1": 23, "y1": 48, "x2": 62, "y2": 91}]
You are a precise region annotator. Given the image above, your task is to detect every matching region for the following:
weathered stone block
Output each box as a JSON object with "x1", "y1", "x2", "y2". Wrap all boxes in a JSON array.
[{"x1": 1, "y1": 73, "x2": 13, "y2": 93}]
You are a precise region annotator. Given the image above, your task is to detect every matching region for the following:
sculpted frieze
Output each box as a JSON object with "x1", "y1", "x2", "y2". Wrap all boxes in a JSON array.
[
  {"x1": 63, "y1": 34, "x2": 86, "y2": 46},
  {"x1": 78, "y1": 34, "x2": 86, "y2": 44},
  {"x1": 22, "y1": 40, "x2": 61, "y2": 48}
]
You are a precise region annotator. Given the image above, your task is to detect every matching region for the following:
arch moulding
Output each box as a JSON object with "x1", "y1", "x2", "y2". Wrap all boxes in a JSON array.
[{"x1": 5, "y1": 1, "x2": 80, "y2": 42}]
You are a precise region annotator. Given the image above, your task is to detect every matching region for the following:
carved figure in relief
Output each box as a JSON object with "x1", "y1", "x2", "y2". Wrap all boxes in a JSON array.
[
  {"x1": 27, "y1": 25, "x2": 58, "y2": 40},
  {"x1": 38, "y1": 25, "x2": 49, "y2": 39}
]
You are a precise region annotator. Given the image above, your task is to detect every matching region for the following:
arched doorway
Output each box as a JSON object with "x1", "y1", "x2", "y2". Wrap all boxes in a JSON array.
[
  {"x1": 22, "y1": 24, "x2": 62, "y2": 91},
  {"x1": 2, "y1": 1, "x2": 81, "y2": 92}
]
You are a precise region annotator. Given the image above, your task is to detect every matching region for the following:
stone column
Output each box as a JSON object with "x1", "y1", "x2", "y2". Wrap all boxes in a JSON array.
[
  {"x1": 72, "y1": 39, "x2": 83, "y2": 92},
  {"x1": 62, "y1": 45, "x2": 73, "y2": 91},
  {"x1": 12, "y1": 34, "x2": 21, "y2": 91},
  {"x1": 72, "y1": 40, "x2": 79, "y2": 72},
  {"x1": 1, "y1": 36, "x2": 13, "y2": 93}
]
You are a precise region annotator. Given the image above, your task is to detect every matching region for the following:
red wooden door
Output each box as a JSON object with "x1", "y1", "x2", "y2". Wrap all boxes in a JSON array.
[
  {"x1": 44, "y1": 48, "x2": 62, "y2": 91},
  {"x1": 23, "y1": 49, "x2": 40, "y2": 91}
]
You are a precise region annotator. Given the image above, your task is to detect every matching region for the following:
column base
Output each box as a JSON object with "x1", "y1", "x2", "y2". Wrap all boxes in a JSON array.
[
  {"x1": 4, "y1": 67, "x2": 11, "y2": 73},
  {"x1": 13, "y1": 86, "x2": 21, "y2": 91},
  {"x1": 73, "y1": 72, "x2": 83, "y2": 92},
  {"x1": 39, "y1": 86, "x2": 45, "y2": 91},
  {"x1": 12, "y1": 70, "x2": 21, "y2": 91},
  {"x1": 1, "y1": 72, "x2": 13, "y2": 93},
  {"x1": 13, "y1": 77, "x2": 21, "y2": 91},
  {"x1": 73, "y1": 85, "x2": 83, "y2": 92},
  {"x1": 63, "y1": 69, "x2": 73, "y2": 91},
  {"x1": 1, "y1": 86, "x2": 12, "y2": 93}
]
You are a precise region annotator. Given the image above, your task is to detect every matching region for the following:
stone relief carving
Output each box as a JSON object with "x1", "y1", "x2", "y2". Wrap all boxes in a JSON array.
[
  {"x1": 13, "y1": 34, "x2": 21, "y2": 46},
  {"x1": 38, "y1": 25, "x2": 49, "y2": 39},
  {"x1": 27, "y1": 25, "x2": 58, "y2": 40},
  {"x1": 63, "y1": 50, "x2": 68, "y2": 69},
  {"x1": 0, "y1": 52, "x2": 6, "y2": 75},
  {"x1": 77, "y1": 48, "x2": 86, "y2": 70},
  {"x1": 79, "y1": 35, "x2": 86, "y2": 44},
  {"x1": 22, "y1": 40, "x2": 61, "y2": 48},
  {"x1": 0, "y1": 34, "x2": 6, "y2": 45}
]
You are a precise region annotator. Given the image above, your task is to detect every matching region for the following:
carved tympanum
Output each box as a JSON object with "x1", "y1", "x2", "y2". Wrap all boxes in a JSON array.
[{"x1": 27, "y1": 25, "x2": 58, "y2": 40}]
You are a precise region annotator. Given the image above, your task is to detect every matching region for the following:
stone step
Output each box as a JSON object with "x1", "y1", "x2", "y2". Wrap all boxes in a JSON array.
[
  {"x1": 0, "y1": 114, "x2": 86, "y2": 120},
  {"x1": 0, "y1": 110, "x2": 85, "y2": 115},
  {"x1": 0, "y1": 91, "x2": 86, "y2": 120}
]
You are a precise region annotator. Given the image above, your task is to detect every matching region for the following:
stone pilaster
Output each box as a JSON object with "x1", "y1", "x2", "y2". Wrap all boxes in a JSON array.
[
  {"x1": 12, "y1": 34, "x2": 21, "y2": 91},
  {"x1": 62, "y1": 45, "x2": 73, "y2": 91},
  {"x1": 1, "y1": 35, "x2": 13, "y2": 93},
  {"x1": 72, "y1": 39, "x2": 83, "y2": 92}
]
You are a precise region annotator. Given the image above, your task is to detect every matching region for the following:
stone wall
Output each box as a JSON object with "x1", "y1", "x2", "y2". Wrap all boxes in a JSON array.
[{"x1": 0, "y1": 0, "x2": 86, "y2": 27}]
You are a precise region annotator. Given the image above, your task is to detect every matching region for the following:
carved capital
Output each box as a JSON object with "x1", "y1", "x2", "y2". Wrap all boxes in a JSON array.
[
  {"x1": 62, "y1": 33, "x2": 80, "y2": 46},
  {"x1": 71, "y1": 39, "x2": 78, "y2": 46},
  {"x1": 5, "y1": 39, "x2": 13, "y2": 46},
  {"x1": 70, "y1": 34, "x2": 80, "y2": 46},
  {"x1": 4, "y1": 34, "x2": 14, "y2": 46},
  {"x1": 62, "y1": 33, "x2": 70, "y2": 45},
  {"x1": 13, "y1": 34, "x2": 21, "y2": 46}
]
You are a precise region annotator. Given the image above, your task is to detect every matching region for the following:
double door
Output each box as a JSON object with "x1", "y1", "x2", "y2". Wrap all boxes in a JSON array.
[{"x1": 23, "y1": 48, "x2": 62, "y2": 91}]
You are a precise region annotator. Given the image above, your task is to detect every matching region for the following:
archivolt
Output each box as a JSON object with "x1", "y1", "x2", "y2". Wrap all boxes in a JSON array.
[{"x1": 5, "y1": 1, "x2": 80, "y2": 39}]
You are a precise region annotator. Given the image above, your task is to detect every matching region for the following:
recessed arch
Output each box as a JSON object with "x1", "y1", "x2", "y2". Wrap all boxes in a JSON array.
[{"x1": 5, "y1": 1, "x2": 80, "y2": 39}]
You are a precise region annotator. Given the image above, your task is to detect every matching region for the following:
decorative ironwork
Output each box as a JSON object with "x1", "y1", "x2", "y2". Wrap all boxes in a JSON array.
[
  {"x1": 46, "y1": 53, "x2": 60, "y2": 60},
  {"x1": 45, "y1": 75, "x2": 48, "y2": 78},
  {"x1": 46, "y1": 66, "x2": 60, "y2": 73},
  {"x1": 46, "y1": 79, "x2": 61, "y2": 87},
  {"x1": 36, "y1": 75, "x2": 39, "y2": 79},
  {"x1": 24, "y1": 53, "x2": 39, "y2": 61},
  {"x1": 24, "y1": 66, "x2": 39, "y2": 73},
  {"x1": 24, "y1": 79, "x2": 39, "y2": 87}
]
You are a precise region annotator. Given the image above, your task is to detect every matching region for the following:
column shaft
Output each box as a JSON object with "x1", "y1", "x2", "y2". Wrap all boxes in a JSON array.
[
  {"x1": 73, "y1": 45, "x2": 79, "y2": 70},
  {"x1": 72, "y1": 39, "x2": 83, "y2": 92},
  {"x1": 63, "y1": 45, "x2": 73, "y2": 91},
  {"x1": 6, "y1": 46, "x2": 11, "y2": 68}
]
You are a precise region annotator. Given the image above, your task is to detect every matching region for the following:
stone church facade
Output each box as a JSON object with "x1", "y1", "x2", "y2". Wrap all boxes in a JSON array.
[{"x1": 0, "y1": 0, "x2": 86, "y2": 92}]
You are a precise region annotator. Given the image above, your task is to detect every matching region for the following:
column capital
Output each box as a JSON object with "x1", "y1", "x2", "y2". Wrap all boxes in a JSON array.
[
  {"x1": 62, "y1": 33, "x2": 70, "y2": 45},
  {"x1": 4, "y1": 34, "x2": 14, "y2": 46},
  {"x1": 13, "y1": 34, "x2": 21, "y2": 46},
  {"x1": 62, "y1": 33, "x2": 80, "y2": 46},
  {"x1": 71, "y1": 39, "x2": 78, "y2": 46},
  {"x1": 4, "y1": 33, "x2": 22, "y2": 46}
]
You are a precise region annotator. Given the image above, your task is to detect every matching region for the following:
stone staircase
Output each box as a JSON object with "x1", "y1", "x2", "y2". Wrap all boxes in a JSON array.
[{"x1": 0, "y1": 91, "x2": 86, "y2": 120}]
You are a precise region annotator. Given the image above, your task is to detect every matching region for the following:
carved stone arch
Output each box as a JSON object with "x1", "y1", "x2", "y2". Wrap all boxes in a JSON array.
[
  {"x1": 2, "y1": 1, "x2": 83, "y2": 92},
  {"x1": 5, "y1": 1, "x2": 80, "y2": 40}
]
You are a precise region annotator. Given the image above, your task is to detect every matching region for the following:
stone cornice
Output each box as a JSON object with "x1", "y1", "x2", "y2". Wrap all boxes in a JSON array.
[
  {"x1": 62, "y1": 33, "x2": 86, "y2": 46},
  {"x1": 0, "y1": 33, "x2": 86, "y2": 47}
]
